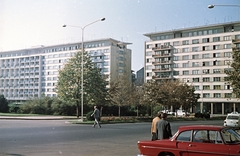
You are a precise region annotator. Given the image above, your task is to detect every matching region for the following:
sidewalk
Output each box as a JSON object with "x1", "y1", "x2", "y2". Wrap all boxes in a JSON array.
[{"x1": 0, "y1": 115, "x2": 77, "y2": 120}]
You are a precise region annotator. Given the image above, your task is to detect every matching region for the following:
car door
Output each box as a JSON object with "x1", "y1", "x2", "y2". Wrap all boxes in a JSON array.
[
  {"x1": 175, "y1": 130, "x2": 191, "y2": 156},
  {"x1": 187, "y1": 130, "x2": 229, "y2": 156}
]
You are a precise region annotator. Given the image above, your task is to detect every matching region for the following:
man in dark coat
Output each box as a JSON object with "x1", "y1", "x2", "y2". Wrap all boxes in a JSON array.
[
  {"x1": 91, "y1": 106, "x2": 101, "y2": 128},
  {"x1": 156, "y1": 113, "x2": 172, "y2": 140}
]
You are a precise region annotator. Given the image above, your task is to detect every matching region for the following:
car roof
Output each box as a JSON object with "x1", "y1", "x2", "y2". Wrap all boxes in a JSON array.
[{"x1": 178, "y1": 125, "x2": 224, "y2": 131}]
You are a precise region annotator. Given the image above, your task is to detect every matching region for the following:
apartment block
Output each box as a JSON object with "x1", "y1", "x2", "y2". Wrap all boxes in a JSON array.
[
  {"x1": 144, "y1": 21, "x2": 240, "y2": 114},
  {"x1": 0, "y1": 38, "x2": 132, "y2": 104}
]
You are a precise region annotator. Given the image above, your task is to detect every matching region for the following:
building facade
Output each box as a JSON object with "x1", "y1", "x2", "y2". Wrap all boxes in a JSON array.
[
  {"x1": 144, "y1": 21, "x2": 240, "y2": 114},
  {"x1": 136, "y1": 67, "x2": 144, "y2": 86},
  {"x1": 0, "y1": 38, "x2": 132, "y2": 104}
]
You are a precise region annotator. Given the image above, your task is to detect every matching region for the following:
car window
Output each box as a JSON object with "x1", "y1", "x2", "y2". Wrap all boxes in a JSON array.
[
  {"x1": 193, "y1": 130, "x2": 217, "y2": 143},
  {"x1": 227, "y1": 115, "x2": 239, "y2": 120},
  {"x1": 176, "y1": 130, "x2": 191, "y2": 141},
  {"x1": 221, "y1": 129, "x2": 240, "y2": 144}
]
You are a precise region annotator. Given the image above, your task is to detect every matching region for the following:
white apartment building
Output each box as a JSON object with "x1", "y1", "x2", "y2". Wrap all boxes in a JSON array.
[
  {"x1": 144, "y1": 21, "x2": 240, "y2": 115},
  {"x1": 0, "y1": 38, "x2": 132, "y2": 104}
]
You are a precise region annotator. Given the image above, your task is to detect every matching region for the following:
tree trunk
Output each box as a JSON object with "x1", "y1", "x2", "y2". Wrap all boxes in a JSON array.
[
  {"x1": 118, "y1": 105, "x2": 121, "y2": 117},
  {"x1": 76, "y1": 102, "x2": 79, "y2": 118}
]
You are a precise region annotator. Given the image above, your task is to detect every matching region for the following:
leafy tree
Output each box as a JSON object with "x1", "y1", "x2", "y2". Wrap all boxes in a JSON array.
[
  {"x1": 108, "y1": 75, "x2": 133, "y2": 117},
  {"x1": 56, "y1": 51, "x2": 108, "y2": 118},
  {"x1": 225, "y1": 47, "x2": 240, "y2": 98},
  {"x1": 0, "y1": 95, "x2": 9, "y2": 113},
  {"x1": 140, "y1": 80, "x2": 199, "y2": 114}
]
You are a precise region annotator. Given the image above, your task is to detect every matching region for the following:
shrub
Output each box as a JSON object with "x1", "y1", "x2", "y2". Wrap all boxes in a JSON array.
[
  {"x1": 86, "y1": 111, "x2": 94, "y2": 121},
  {"x1": 195, "y1": 112, "x2": 203, "y2": 118}
]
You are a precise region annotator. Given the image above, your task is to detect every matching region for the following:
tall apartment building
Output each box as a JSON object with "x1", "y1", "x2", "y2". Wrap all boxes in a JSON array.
[
  {"x1": 144, "y1": 21, "x2": 240, "y2": 115},
  {"x1": 0, "y1": 38, "x2": 132, "y2": 104}
]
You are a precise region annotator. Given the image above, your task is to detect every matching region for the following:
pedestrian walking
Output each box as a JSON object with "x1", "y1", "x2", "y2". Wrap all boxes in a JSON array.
[
  {"x1": 156, "y1": 113, "x2": 172, "y2": 140},
  {"x1": 91, "y1": 106, "x2": 101, "y2": 128},
  {"x1": 151, "y1": 111, "x2": 161, "y2": 141}
]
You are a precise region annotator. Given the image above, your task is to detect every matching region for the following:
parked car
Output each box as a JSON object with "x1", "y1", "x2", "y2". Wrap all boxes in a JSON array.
[
  {"x1": 137, "y1": 125, "x2": 240, "y2": 156},
  {"x1": 224, "y1": 112, "x2": 240, "y2": 127}
]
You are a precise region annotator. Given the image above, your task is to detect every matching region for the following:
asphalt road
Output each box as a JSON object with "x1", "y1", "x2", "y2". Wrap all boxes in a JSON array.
[{"x1": 0, "y1": 119, "x2": 224, "y2": 156}]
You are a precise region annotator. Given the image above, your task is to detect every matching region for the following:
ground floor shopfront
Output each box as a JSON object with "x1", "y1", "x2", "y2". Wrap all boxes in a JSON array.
[{"x1": 195, "y1": 102, "x2": 240, "y2": 115}]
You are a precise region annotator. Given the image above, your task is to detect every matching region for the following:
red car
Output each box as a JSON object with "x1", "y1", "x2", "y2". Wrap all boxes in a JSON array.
[{"x1": 137, "y1": 125, "x2": 240, "y2": 156}]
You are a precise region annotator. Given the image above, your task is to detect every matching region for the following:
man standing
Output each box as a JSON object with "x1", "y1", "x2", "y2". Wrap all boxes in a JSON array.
[
  {"x1": 151, "y1": 111, "x2": 161, "y2": 141},
  {"x1": 156, "y1": 113, "x2": 172, "y2": 140},
  {"x1": 91, "y1": 106, "x2": 101, "y2": 128}
]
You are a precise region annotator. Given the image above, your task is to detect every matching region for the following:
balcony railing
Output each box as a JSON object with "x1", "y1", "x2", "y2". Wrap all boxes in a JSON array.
[
  {"x1": 232, "y1": 39, "x2": 240, "y2": 43},
  {"x1": 152, "y1": 45, "x2": 172, "y2": 51}
]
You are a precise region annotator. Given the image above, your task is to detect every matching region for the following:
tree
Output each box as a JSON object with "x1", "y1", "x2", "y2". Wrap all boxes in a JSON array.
[
  {"x1": 225, "y1": 47, "x2": 240, "y2": 98},
  {"x1": 56, "y1": 51, "x2": 108, "y2": 118},
  {"x1": 108, "y1": 75, "x2": 133, "y2": 117},
  {"x1": 140, "y1": 80, "x2": 199, "y2": 114},
  {"x1": 0, "y1": 95, "x2": 9, "y2": 113}
]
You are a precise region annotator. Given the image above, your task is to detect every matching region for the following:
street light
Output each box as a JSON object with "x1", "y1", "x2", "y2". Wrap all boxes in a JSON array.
[
  {"x1": 63, "y1": 17, "x2": 105, "y2": 122},
  {"x1": 208, "y1": 4, "x2": 240, "y2": 9}
]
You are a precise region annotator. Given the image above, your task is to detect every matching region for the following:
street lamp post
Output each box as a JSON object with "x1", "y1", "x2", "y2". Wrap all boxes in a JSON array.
[
  {"x1": 208, "y1": 4, "x2": 240, "y2": 9},
  {"x1": 63, "y1": 18, "x2": 105, "y2": 122}
]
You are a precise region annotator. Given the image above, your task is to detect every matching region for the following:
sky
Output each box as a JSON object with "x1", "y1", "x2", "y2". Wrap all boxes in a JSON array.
[{"x1": 0, "y1": 0, "x2": 240, "y2": 72}]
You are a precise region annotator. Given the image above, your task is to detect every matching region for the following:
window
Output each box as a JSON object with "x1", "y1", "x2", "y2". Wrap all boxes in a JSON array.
[
  {"x1": 194, "y1": 85, "x2": 200, "y2": 90},
  {"x1": 225, "y1": 93, "x2": 232, "y2": 98},
  {"x1": 213, "y1": 77, "x2": 220, "y2": 82},
  {"x1": 224, "y1": 52, "x2": 232, "y2": 58},
  {"x1": 192, "y1": 70, "x2": 199, "y2": 75},
  {"x1": 173, "y1": 41, "x2": 179, "y2": 46},
  {"x1": 192, "y1": 39, "x2": 199, "y2": 44},
  {"x1": 192, "y1": 62, "x2": 200, "y2": 67},
  {"x1": 214, "y1": 85, "x2": 221, "y2": 90},
  {"x1": 202, "y1": 54, "x2": 209, "y2": 58},
  {"x1": 192, "y1": 47, "x2": 199, "y2": 52},
  {"x1": 183, "y1": 70, "x2": 189, "y2": 75},
  {"x1": 202, "y1": 46, "x2": 209, "y2": 51},
  {"x1": 203, "y1": 85, "x2": 210, "y2": 90},
  {"x1": 203, "y1": 77, "x2": 210, "y2": 82},
  {"x1": 214, "y1": 93, "x2": 221, "y2": 98},
  {"x1": 202, "y1": 69, "x2": 209, "y2": 74},
  {"x1": 224, "y1": 44, "x2": 231, "y2": 49},
  {"x1": 177, "y1": 131, "x2": 191, "y2": 141},
  {"x1": 192, "y1": 54, "x2": 199, "y2": 59},
  {"x1": 224, "y1": 36, "x2": 231, "y2": 41},
  {"x1": 213, "y1": 29, "x2": 218, "y2": 34},
  {"x1": 213, "y1": 37, "x2": 220, "y2": 42},
  {"x1": 193, "y1": 78, "x2": 199, "y2": 82},
  {"x1": 213, "y1": 45, "x2": 220, "y2": 50},
  {"x1": 213, "y1": 69, "x2": 221, "y2": 73},
  {"x1": 173, "y1": 49, "x2": 179, "y2": 53},
  {"x1": 182, "y1": 40, "x2": 189, "y2": 45},
  {"x1": 202, "y1": 38, "x2": 209, "y2": 43},
  {"x1": 146, "y1": 72, "x2": 152, "y2": 77},
  {"x1": 203, "y1": 93, "x2": 210, "y2": 98},
  {"x1": 146, "y1": 65, "x2": 152, "y2": 70},
  {"x1": 182, "y1": 55, "x2": 189, "y2": 60},
  {"x1": 213, "y1": 53, "x2": 220, "y2": 58},
  {"x1": 146, "y1": 52, "x2": 152, "y2": 56},
  {"x1": 193, "y1": 130, "x2": 221, "y2": 143},
  {"x1": 182, "y1": 48, "x2": 189, "y2": 52},
  {"x1": 183, "y1": 63, "x2": 189, "y2": 68}
]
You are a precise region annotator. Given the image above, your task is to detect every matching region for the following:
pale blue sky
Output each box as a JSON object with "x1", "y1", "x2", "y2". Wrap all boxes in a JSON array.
[{"x1": 0, "y1": 0, "x2": 240, "y2": 71}]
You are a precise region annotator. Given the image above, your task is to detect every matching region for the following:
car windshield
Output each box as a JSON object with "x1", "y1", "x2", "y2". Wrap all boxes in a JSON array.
[
  {"x1": 227, "y1": 116, "x2": 239, "y2": 120},
  {"x1": 221, "y1": 128, "x2": 240, "y2": 144}
]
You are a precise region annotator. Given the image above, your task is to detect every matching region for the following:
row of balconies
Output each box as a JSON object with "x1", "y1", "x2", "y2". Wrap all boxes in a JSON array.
[
  {"x1": 152, "y1": 45, "x2": 172, "y2": 51},
  {"x1": 0, "y1": 86, "x2": 39, "y2": 88},
  {"x1": 152, "y1": 61, "x2": 171, "y2": 65},
  {"x1": 0, "y1": 74, "x2": 39, "y2": 77}
]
